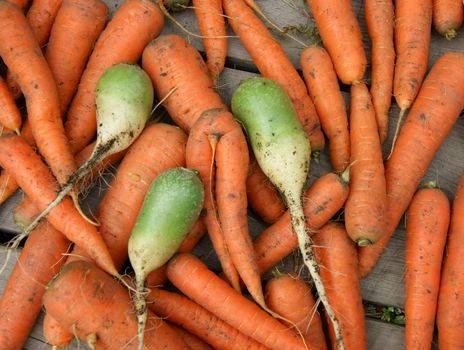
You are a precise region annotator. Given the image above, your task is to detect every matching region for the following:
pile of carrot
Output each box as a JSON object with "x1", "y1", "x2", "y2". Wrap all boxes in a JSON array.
[{"x1": 0, "y1": 0, "x2": 463, "y2": 348}]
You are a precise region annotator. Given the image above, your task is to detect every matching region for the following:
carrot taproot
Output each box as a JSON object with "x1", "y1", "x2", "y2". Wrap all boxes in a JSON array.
[
  {"x1": 254, "y1": 172, "x2": 349, "y2": 275},
  {"x1": 43, "y1": 260, "x2": 189, "y2": 350},
  {"x1": 365, "y1": 0, "x2": 395, "y2": 143},
  {"x1": 345, "y1": 82, "x2": 386, "y2": 246},
  {"x1": 223, "y1": 0, "x2": 324, "y2": 151},
  {"x1": 358, "y1": 52, "x2": 464, "y2": 277},
  {"x1": 0, "y1": 0, "x2": 76, "y2": 186},
  {"x1": 167, "y1": 253, "x2": 306, "y2": 350},
  {"x1": 45, "y1": 0, "x2": 108, "y2": 113},
  {"x1": 405, "y1": 183, "x2": 450, "y2": 350},
  {"x1": 437, "y1": 175, "x2": 464, "y2": 349},
  {"x1": 301, "y1": 46, "x2": 350, "y2": 173},
  {"x1": 313, "y1": 223, "x2": 366, "y2": 349},
  {"x1": 0, "y1": 76, "x2": 21, "y2": 133},
  {"x1": 265, "y1": 272, "x2": 327, "y2": 350},
  {"x1": 148, "y1": 288, "x2": 268, "y2": 350},
  {"x1": 64, "y1": 0, "x2": 164, "y2": 154},
  {"x1": 433, "y1": 0, "x2": 463, "y2": 39},
  {"x1": 306, "y1": 0, "x2": 366, "y2": 84},
  {"x1": 169, "y1": 323, "x2": 214, "y2": 350}
]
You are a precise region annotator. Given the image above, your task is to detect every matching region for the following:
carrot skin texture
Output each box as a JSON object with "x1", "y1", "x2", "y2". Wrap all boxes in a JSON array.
[
  {"x1": 26, "y1": 0, "x2": 63, "y2": 47},
  {"x1": 301, "y1": 47, "x2": 350, "y2": 173},
  {"x1": 405, "y1": 187, "x2": 450, "y2": 350},
  {"x1": 0, "y1": 172, "x2": 19, "y2": 206},
  {"x1": 65, "y1": 0, "x2": 164, "y2": 154},
  {"x1": 437, "y1": 176, "x2": 464, "y2": 349},
  {"x1": 169, "y1": 323, "x2": 214, "y2": 350},
  {"x1": 223, "y1": 0, "x2": 324, "y2": 151},
  {"x1": 43, "y1": 315, "x2": 73, "y2": 348},
  {"x1": 365, "y1": 0, "x2": 394, "y2": 143},
  {"x1": 358, "y1": 52, "x2": 464, "y2": 277},
  {"x1": 45, "y1": 0, "x2": 108, "y2": 113},
  {"x1": 433, "y1": 0, "x2": 463, "y2": 38},
  {"x1": 0, "y1": 76, "x2": 22, "y2": 132}
]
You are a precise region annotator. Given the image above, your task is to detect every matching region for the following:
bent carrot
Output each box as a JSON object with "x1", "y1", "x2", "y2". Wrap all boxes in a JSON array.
[
  {"x1": 433, "y1": 0, "x2": 463, "y2": 39},
  {"x1": 405, "y1": 184, "x2": 450, "y2": 349},
  {"x1": 0, "y1": 76, "x2": 21, "y2": 133}
]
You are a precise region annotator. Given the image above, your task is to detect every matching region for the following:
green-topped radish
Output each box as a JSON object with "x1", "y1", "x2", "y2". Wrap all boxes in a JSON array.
[
  {"x1": 128, "y1": 167, "x2": 204, "y2": 350},
  {"x1": 231, "y1": 77, "x2": 345, "y2": 350}
]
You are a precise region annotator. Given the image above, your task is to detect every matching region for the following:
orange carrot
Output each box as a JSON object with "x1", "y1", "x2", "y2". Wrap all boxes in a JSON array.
[
  {"x1": 0, "y1": 172, "x2": 19, "y2": 206},
  {"x1": 313, "y1": 223, "x2": 366, "y2": 349},
  {"x1": 167, "y1": 253, "x2": 306, "y2": 350},
  {"x1": 43, "y1": 315, "x2": 73, "y2": 348},
  {"x1": 45, "y1": 0, "x2": 108, "y2": 113},
  {"x1": 178, "y1": 218, "x2": 207, "y2": 253},
  {"x1": 365, "y1": 0, "x2": 395, "y2": 143},
  {"x1": 433, "y1": 0, "x2": 463, "y2": 39},
  {"x1": 254, "y1": 172, "x2": 349, "y2": 275},
  {"x1": 405, "y1": 184, "x2": 450, "y2": 349},
  {"x1": 358, "y1": 52, "x2": 464, "y2": 277},
  {"x1": 437, "y1": 175, "x2": 464, "y2": 349},
  {"x1": 0, "y1": 76, "x2": 21, "y2": 133},
  {"x1": 64, "y1": 0, "x2": 164, "y2": 154},
  {"x1": 26, "y1": 0, "x2": 63, "y2": 48},
  {"x1": 265, "y1": 273, "x2": 327, "y2": 350},
  {"x1": 148, "y1": 288, "x2": 268, "y2": 350},
  {"x1": 306, "y1": 0, "x2": 367, "y2": 84},
  {"x1": 169, "y1": 323, "x2": 214, "y2": 350},
  {"x1": 223, "y1": 0, "x2": 325, "y2": 151},
  {"x1": 301, "y1": 46, "x2": 350, "y2": 173}
]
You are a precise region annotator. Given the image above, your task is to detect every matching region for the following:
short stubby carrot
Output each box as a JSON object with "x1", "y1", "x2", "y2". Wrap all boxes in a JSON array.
[
  {"x1": 0, "y1": 0, "x2": 76, "y2": 185},
  {"x1": 65, "y1": 0, "x2": 164, "y2": 154},
  {"x1": 301, "y1": 47, "x2": 350, "y2": 173},
  {"x1": 254, "y1": 172, "x2": 349, "y2": 275},
  {"x1": 0, "y1": 76, "x2": 21, "y2": 133},
  {"x1": 223, "y1": 0, "x2": 325, "y2": 151},
  {"x1": 365, "y1": 0, "x2": 395, "y2": 143},
  {"x1": 167, "y1": 253, "x2": 306, "y2": 350},
  {"x1": 306, "y1": 0, "x2": 367, "y2": 84},
  {"x1": 45, "y1": 0, "x2": 108, "y2": 113},
  {"x1": 437, "y1": 175, "x2": 464, "y2": 349},
  {"x1": 142, "y1": 34, "x2": 226, "y2": 133},
  {"x1": 405, "y1": 185, "x2": 450, "y2": 350},
  {"x1": 358, "y1": 52, "x2": 464, "y2": 277},
  {"x1": 433, "y1": 0, "x2": 463, "y2": 39}
]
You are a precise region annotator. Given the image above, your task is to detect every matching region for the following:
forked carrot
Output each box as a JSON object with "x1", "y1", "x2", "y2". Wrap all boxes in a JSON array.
[
  {"x1": 0, "y1": 76, "x2": 21, "y2": 133},
  {"x1": 433, "y1": 0, "x2": 463, "y2": 39}
]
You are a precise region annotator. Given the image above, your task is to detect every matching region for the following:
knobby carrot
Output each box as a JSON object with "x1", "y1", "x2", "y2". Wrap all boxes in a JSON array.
[
  {"x1": 223, "y1": 0, "x2": 325, "y2": 151},
  {"x1": 306, "y1": 0, "x2": 367, "y2": 84},
  {"x1": 437, "y1": 175, "x2": 464, "y2": 349},
  {"x1": 0, "y1": 76, "x2": 21, "y2": 133},
  {"x1": 168, "y1": 323, "x2": 214, "y2": 350},
  {"x1": 254, "y1": 172, "x2": 349, "y2": 275},
  {"x1": 433, "y1": 0, "x2": 463, "y2": 39},
  {"x1": 45, "y1": 0, "x2": 108, "y2": 113},
  {"x1": 167, "y1": 253, "x2": 306, "y2": 350},
  {"x1": 65, "y1": 0, "x2": 164, "y2": 154},
  {"x1": 301, "y1": 46, "x2": 350, "y2": 173},
  {"x1": 405, "y1": 184, "x2": 450, "y2": 350},
  {"x1": 365, "y1": 0, "x2": 394, "y2": 143},
  {"x1": 358, "y1": 52, "x2": 464, "y2": 277}
]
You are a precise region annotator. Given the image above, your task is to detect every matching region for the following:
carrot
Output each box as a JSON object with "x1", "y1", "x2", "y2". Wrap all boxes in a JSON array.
[
  {"x1": 142, "y1": 34, "x2": 226, "y2": 133},
  {"x1": 148, "y1": 288, "x2": 268, "y2": 350},
  {"x1": 405, "y1": 183, "x2": 450, "y2": 349},
  {"x1": 64, "y1": 0, "x2": 164, "y2": 154},
  {"x1": 313, "y1": 223, "x2": 366, "y2": 349},
  {"x1": 265, "y1": 272, "x2": 327, "y2": 350},
  {"x1": 358, "y1": 52, "x2": 464, "y2": 277},
  {"x1": 246, "y1": 155, "x2": 285, "y2": 224},
  {"x1": 223, "y1": 0, "x2": 325, "y2": 151},
  {"x1": 45, "y1": 0, "x2": 108, "y2": 113},
  {"x1": 345, "y1": 82, "x2": 386, "y2": 246},
  {"x1": 301, "y1": 46, "x2": 350, "y2": 173},
  {"x1": 169, "y1": 323, "x2": 214, "y2": 350},
  {"x1": 254, "y1": 172, "x2": 349, "y2": 275},
  {"x1": 306, "y1": 0, "x2": 366, "y2": 84},
  {"x1": 43, "y1": 260, "x2": 189, "y2": 349},
  {"x1": 365, "y1": 0, "x2": 395, "y2": 143},
  {"x1": 167, "y1": 253, "x2": 306, "y2": 350},
  {"x1": 43, "y1": 315, "x2": 73, "y2": 348},
  {"x1": 437, "y1": 175, "x2": 464, "y2": 349},
  {"x1": 433, "y1": 0, "x2": 463, "y2": 39},
  {"x1": 0, "y1": 76, "x2": 21, "y2": 133},
  {"x1": 0, "y1": 0, "x2": 76, "y2": 186}
]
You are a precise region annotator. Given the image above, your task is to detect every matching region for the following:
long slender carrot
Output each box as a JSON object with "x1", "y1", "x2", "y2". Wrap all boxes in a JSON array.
[
  {"x1": 254, "y1": 172, "x2": 349, "y2": 275},
  {"x1": 365, "y1": 0, "x2": 395, "y2": 143},
  {"x1": 148, "y1": 288, "x2": 268, "y2": 350},
  {"x1": 358, "y1": 52, "x2": 464, "y2": 277},
  {"x1": 167, "y1": 253, "x2": 306, "y2": 350},
  {"x1": 405, "y1": 184, "x2": 450, "y2": 350},
  {"x1": 168, "y1": 323, "x2": 214, "y2": 350},
  {"x1": 433, "y1": 0, "x2": 463, "y2": 39},
  {"x1": 437, "y1": 175, "x2": 464, "y2": 349},
  {"x1": 45, "y1": 0, "x2": 108, "y2": 113},
  {"x1": 64, "y1": 0, "x2": 164, "y2": 154},
  {"x1": 0, "y1": 76, "x2": 21, "y2": 133},
  {"x1": 301, "y1": 46, "x2": 350, "y2": 173},
  {"x1": 0, "y1": 0, "x2": 76, "y2": 186},
  {"x1": 223, "y1": 0, "x2": 325, "y2": 151}
]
